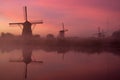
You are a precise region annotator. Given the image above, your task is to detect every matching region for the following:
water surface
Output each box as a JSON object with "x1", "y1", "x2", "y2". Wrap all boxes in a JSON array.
[{"x1": 0, "y1": 47, "x2": 120, "y2": 80}]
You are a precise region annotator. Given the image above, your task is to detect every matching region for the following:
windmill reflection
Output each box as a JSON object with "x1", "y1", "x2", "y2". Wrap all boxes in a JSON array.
[
  {"x1": 9, "y1": 46, "x2": 43, "y2": 80},
  {"x1": 57, "y1": 47, "x2": 69, "y2": 60}
]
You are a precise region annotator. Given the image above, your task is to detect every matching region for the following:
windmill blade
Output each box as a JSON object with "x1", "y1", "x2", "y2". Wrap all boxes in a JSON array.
[
  {"x1": 64, "y1": 29, "x2": 68, "y2": 32},
  {"x1": 31, "y1": 20, "x2": 43, "y2": 24},
  {"x1": 62, "y1": 22, "x2": 65, "y2": 30},
  {"x1": 24, "y1": 6, "x2": 28, "y2": 21},
  {"x1": 9, "y1": 23, "x2": 23, "y2": 25},
  {"x1": 32, "y1": 61, "x2": 43, "y2": 63},
  {"x1": 25, "y1": 64, "x2": 28, "y2": 79},
  {"x1": 31, "y1": 61, "x2": 43, "y2": 65},
  {"x1": 9, "y1": 60, "x2": 23, "y2": 62}
]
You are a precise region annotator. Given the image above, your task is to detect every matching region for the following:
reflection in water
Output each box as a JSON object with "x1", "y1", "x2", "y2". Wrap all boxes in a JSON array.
[
  {"x1": 0, "y1": 45, "x2": 120, "y2": 80},
  {"x1": 1, "y1": 44, "x2": 120, "y2": 57},
  {"x1": 57, "y1": 47, "x2": 69, "y2": 60},
  {"x1": 9, "y1": 46, "x2": 43, "y2": 80}
]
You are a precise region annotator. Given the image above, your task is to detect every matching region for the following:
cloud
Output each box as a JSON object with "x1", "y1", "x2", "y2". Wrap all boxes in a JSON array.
[{"x1": 0, "y1": 0, "x2": 120, "y2": 37}]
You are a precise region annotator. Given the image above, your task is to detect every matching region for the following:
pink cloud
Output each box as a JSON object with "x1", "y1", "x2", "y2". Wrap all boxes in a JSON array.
[{"x1": 0, "y1": 0, "x2": 120, "y2": 37}]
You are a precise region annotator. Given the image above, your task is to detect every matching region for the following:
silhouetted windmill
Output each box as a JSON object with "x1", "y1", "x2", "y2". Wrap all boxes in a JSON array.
[
  {"x1": 59, "y1": 23, "x2": 68, "y2": 39},
  {"x1": 9, "y1": 47, "x2": 43, "y2": 80},
  {"x1": 94, "y1": 27, "x2": 105, "y2": 38},
  {"x1": 9, "y1": 6, "x2": 43, "y2": 37}
]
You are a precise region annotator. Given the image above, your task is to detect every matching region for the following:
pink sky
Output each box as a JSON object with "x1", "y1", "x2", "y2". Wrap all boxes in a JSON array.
[{"x1": 0, "y1": 0, "x2": 120, "y2": 37}]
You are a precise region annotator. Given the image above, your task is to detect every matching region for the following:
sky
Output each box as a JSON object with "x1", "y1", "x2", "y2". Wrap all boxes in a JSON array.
[{"x1": 0, "y1": 0, "x2": 120, "y2": 37}]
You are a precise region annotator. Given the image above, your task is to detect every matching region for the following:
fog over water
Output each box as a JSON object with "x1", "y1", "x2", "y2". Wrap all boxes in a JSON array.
[
  {"x1": 0, "y1": 0, "x2": 120, "y2": 80},
  {"x1": 0, "y1": 45, "x2": 120, "y2": 80}
]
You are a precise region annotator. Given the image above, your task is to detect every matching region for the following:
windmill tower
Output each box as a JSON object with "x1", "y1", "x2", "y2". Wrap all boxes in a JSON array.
[
  {"x1": 59, "y1": 23, "x2": 68, "y2": 39},
  {"x1": 9, "y1": 47, "x2": 43, "y2": 79},
  {"x1": 9, "y1": 6, "x2": 43, "y2": 37},
  {"x1": 96, "y1": 27, "x2": 105, "y2": 38}
]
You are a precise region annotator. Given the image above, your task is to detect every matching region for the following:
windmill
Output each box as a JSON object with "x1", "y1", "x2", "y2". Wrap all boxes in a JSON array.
[
  {"x1": 9, "y1": 47, "x2": 43, "y2": 79},
  {"x1": 9, "y1": 6, "x2": 43, "y2": 37},
  {"x1": 59, "y1": 23, "x2": 68, "y2": 39},
  {"x1": 94, "y1": 27, "x2": 105, "y2": 38}
]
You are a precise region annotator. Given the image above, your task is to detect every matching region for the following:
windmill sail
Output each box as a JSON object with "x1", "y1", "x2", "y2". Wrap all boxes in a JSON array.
[
  {"x1": 62, "y1": 22, "x2": 65, "y2": 31},
  {"x1": 59, "y1": 22, "x2": 68, "y2": 39},
  {"x1": 9, "y1": 23, "x2": 23, "y2": 25},
  {"x1": 25, "y1": 6, "x2": 28, "y2": 21},
  {"x1": 9, "y1": 6, "x2": 43, "y2": 37}
]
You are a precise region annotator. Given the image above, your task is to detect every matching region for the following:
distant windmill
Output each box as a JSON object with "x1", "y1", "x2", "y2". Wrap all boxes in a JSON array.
[
  {"x1": 95, "y1": 27, "x2": 105, "y2": 38},
  {"x1": 9, "y1": 47, "x2": 43, "y2": 79},
  {"x1": 59, "y1": 23, "x2": 68, "y2": 39},
  {"x1": 9, "y1": 6, "x2": 43, "y2": 37}
]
